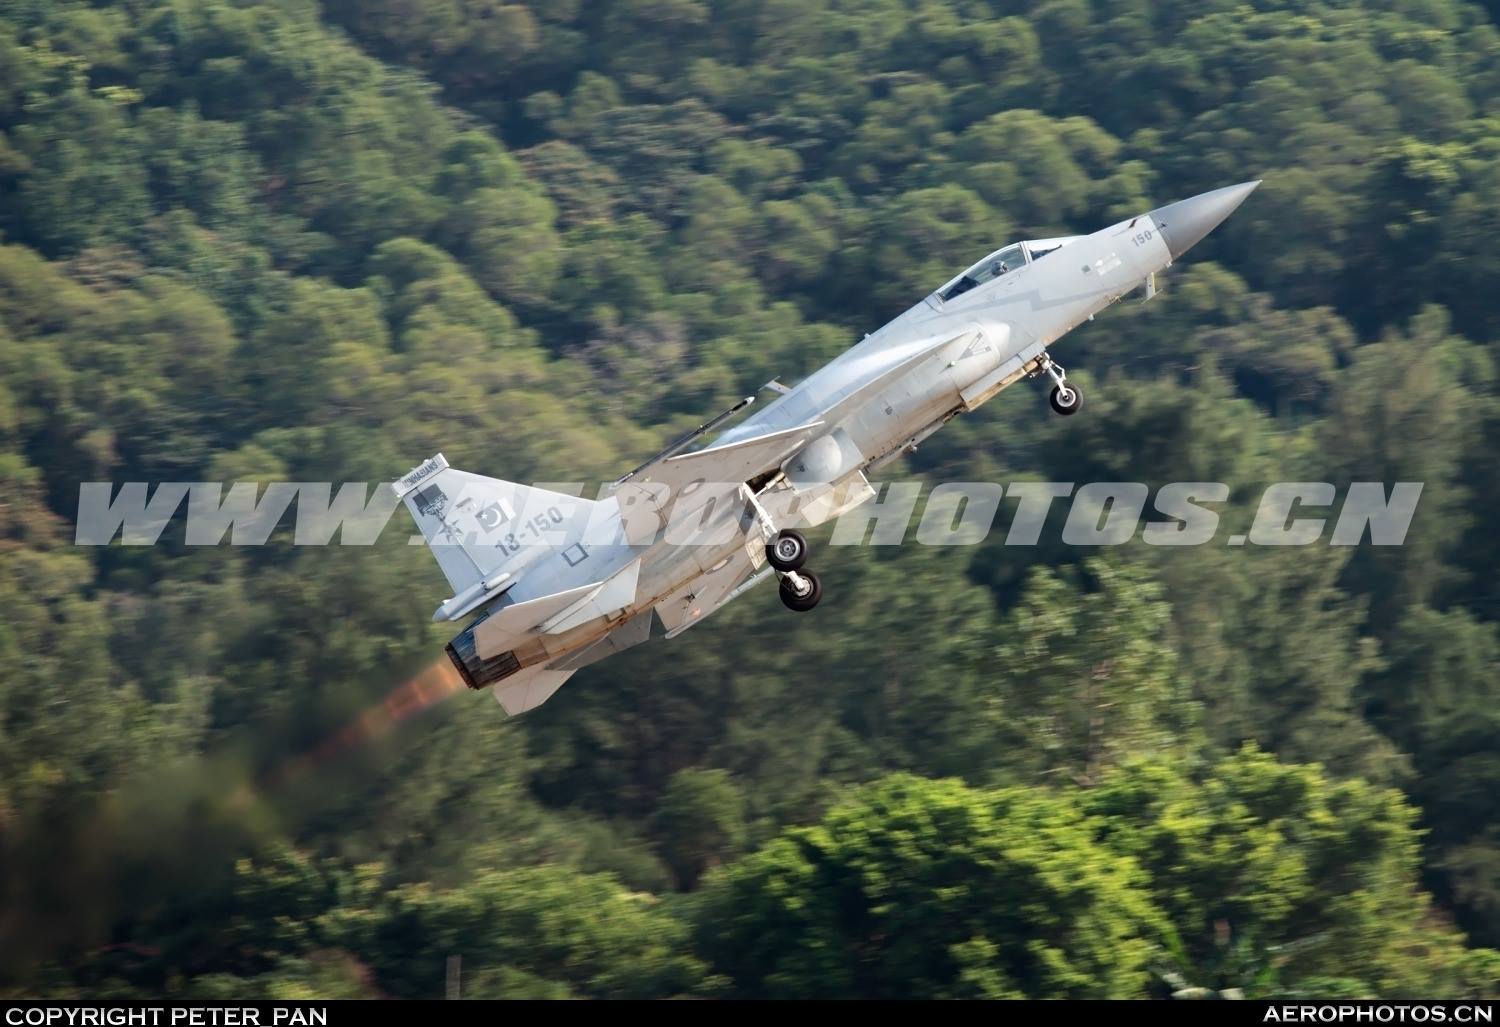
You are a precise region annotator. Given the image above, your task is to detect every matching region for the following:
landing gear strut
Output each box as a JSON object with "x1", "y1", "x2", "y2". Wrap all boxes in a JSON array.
[
  {"x1": 744, "y1": 489, "x2": 822, "y2": 612},
  {"x1": 1037, "y1": 353, "x2": 1082, "y2": 416}
]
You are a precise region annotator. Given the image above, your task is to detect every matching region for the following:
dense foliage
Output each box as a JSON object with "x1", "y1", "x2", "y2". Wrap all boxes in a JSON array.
[{"x1": 2, "y1": 0, "x2": 1500, "y2": 998}]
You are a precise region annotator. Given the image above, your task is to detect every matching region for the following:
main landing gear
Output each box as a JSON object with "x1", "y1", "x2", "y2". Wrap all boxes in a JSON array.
[
  {"x1": 1037, "y1": 352, "x2": 1083, "y2": 416},
  {"x1": 746, "y1": 489, "x2": 823, "y2": 612},
  {"x1": 766, "y1": 527, "x2": 821, "y2": 612},
  {"x1": 778, "y1": 565, "x2": 822, "y2": 612},
  {"x1": 766, "y1": 528, "x2": 807, "y2": 571}
]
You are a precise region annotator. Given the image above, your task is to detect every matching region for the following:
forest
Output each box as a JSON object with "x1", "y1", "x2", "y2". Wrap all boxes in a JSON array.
[{"x1": 2, "y1": 0, "x2": 1500, "y2": 999}]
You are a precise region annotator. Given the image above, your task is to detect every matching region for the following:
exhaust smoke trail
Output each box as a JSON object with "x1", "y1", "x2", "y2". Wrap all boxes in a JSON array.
[{"x1": 2, "y1": 657, "x2": 472, "y2": 984}]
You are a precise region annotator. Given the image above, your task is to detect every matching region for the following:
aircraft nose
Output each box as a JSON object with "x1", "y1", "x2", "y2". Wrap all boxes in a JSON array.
[{"x1": 1149, "y1": 180, "x2": 1260, "y2": 262}]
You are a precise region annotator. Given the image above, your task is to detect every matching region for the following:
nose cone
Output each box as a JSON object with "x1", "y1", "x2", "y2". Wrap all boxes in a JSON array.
[{"x1": 1149, "y1": 180, "x2": 1260, "y2": 261}]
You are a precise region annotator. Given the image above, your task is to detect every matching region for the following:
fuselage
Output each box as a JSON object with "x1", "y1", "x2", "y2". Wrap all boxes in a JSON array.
[
  {"x1": 719, "y1": 214, "x2": 1175, "y2": 450},
  {"x1": 622, "y1": 209, "x2": 1180, "y2": 604},
  {"x1": 472, "y1": 182, "x2": 1260, "y2": 688}
]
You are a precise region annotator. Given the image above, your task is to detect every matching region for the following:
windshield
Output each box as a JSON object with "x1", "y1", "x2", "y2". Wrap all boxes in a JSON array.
[
  {"x1": 1024, "y1": 235, "x2": 1082, "y2": 263},
  {"x1": 940, "y1": 244, "x2": 1027, "y2": 301}
]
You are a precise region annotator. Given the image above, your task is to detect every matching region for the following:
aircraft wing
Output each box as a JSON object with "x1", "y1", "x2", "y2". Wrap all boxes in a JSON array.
[
  {"x1": 654, "y1": 544, "x2": 770, "y2": 638},
  {"x1": 610, "y1": 327, "x2": 974, "y2": 545},
  {"x1": 613, "y1": 421, "x2": 823, "y2": 545},
  {"x1": 812, "y1": 326, "x2": 982, "y2": 430}
]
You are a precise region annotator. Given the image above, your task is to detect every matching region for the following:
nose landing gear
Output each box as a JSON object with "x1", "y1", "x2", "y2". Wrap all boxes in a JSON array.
[
  {"x1": 1036, "y1": 353, "x2": 1083, "y2": 416},
  {"x1": 1049, "y1": 381, "x2": 1083, "y2": 416}
]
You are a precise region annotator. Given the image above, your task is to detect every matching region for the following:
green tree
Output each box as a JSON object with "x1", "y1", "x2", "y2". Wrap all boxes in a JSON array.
[
  {"x1": 1366, "y1": 607, "x2": 1500, "y2": 947},
  {"x1": 331, "y1": 864, "x2": 706, "y2": 999},
  {"x1": 654, "y1": 767, "x2": 747, "y2": 891},
  {"x1": 1085, "y1": 747, "x2": 1488, "y2": 997},
  {"x1": 4, "y1": 0, "x2": 1500, "y2": 999},
  {"x1": 698, "y1": 774, "x2": 1161, "y2": 998},
  {"x1": 987, "y1": 559, "x2": 1188, "y2": 786}
]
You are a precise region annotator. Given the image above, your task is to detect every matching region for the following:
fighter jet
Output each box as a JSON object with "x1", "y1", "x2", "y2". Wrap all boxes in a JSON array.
[{"x1": 394, "y1": 181, "x2": 1260, "y2": 714}]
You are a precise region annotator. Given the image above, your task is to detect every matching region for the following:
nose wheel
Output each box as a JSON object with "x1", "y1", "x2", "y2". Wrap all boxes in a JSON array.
[
  {"x1": 1049, "y1": 382, "x2": 1083, "y2": 415},
  {"x1": 1037, "y1": 353, "x2": 1083, "y2": 416}
]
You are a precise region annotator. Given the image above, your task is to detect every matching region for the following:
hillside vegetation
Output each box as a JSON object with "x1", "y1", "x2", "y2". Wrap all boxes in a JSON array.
[{"x1": 2, "y1": 0, "x2": 1500, "y2": 998}]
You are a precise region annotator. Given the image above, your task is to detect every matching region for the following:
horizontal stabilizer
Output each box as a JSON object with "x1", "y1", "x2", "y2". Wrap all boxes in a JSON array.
[
  {"x1": 540, "y1": 558, "x2": 642, "y2": 634},
  {"x1": 472, "y1": 581, "x2": 602, "y2": 659},
  {"x1": 493, "y1": 664, "x2": 575, "y2": 716}
]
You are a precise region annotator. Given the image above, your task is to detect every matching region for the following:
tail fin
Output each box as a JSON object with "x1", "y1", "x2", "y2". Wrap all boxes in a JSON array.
[{"x1": 393, "y1": 454, "x2": 596, "y2": 604}]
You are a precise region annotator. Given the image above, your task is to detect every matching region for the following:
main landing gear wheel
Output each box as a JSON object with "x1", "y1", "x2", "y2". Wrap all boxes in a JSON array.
[
  {"x1": 779, "y1": 570, "x2": 822, "y2": 612},
  {"x1": 766, "y1": 529, "x2": 808, "y2": 571},
  {"x1": 743, "y1": 488, "x2": 821, "y2": 612},
  {"x1": 1049, "y1": 382, "x2": 1083, "y2": 416}
]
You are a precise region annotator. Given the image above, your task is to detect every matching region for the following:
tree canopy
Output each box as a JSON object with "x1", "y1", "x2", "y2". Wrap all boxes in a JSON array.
[{"x1": 2, "y1": 0, "x2": 1499, "y2": 999}]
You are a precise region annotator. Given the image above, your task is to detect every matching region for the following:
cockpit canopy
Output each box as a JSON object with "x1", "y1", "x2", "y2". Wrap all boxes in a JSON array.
[{"x1": 935, "y1": 236, "x2": 1083, "y2": 302}]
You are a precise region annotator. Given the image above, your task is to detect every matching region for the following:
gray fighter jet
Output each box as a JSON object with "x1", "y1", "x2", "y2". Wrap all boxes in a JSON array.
[{"x1": 394, "y1": 181, "x2": 1260, "y2": 714}]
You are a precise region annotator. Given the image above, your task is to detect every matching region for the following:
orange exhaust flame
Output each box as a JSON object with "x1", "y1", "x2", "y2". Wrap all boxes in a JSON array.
[{"x1": 266, "y1": 658, "x2": 467, "y2": 789}]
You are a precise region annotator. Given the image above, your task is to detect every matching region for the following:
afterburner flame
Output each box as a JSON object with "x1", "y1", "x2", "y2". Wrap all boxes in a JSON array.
[{"x1": 269, "y1": 659, "x2": 467, "y2": 787}]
